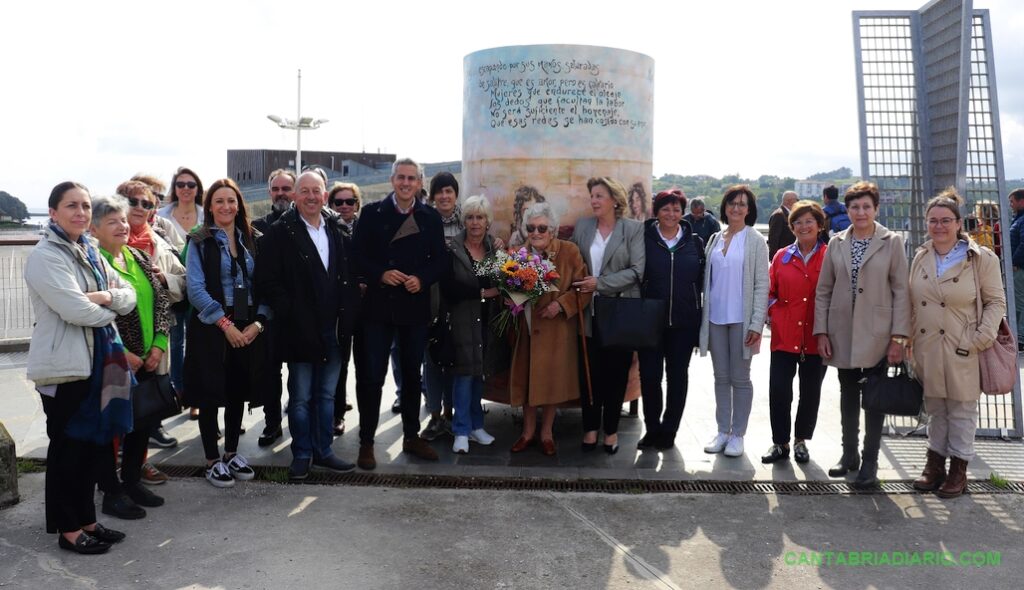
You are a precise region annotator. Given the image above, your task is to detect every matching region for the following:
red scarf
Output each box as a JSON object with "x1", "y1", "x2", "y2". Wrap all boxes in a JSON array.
[{"x1": 128, "y1": 223, "x2": 155, "y2": 256}]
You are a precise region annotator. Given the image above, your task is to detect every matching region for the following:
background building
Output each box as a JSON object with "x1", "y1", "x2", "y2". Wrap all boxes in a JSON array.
[
  {"x1": 227, "y1": 149, "x2": 396, "y2": 187},
  {"x1": 853, "y1": 0, "x2": 1020, "y2": 437}
]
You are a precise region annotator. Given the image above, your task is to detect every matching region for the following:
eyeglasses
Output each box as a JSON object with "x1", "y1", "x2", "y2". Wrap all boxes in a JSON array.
[
  {"x1": 175, "y1": 181, "x2": 198, "y2": 190},
  {"x1": 127, "y1": 197, "x2": 155, "y2": 210},
  {"x1": 525, "y1": 224, "x2": 549, "y2": 234},
  {"x1": 153, "y1": 192, "x2": 166, "y2": 202},
  {"x1": 331, "y1": 198, "x2": 357, "y2": 207},
  {"x1": 927, "y1": 217, "x2": 957, "y2": 227}
]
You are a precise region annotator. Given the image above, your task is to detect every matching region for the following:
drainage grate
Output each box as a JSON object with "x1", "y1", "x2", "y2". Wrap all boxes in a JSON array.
[{"x1": 150, "y1": 463, "x2": 1024, "y2": 495}]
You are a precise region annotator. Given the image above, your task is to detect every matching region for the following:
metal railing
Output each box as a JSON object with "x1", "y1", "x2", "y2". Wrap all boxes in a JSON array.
[{"x1": 0, "y1": 248, "x2": 33, "y2": 340}]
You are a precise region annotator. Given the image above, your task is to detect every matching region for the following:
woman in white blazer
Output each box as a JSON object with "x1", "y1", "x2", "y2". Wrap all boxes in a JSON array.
[
  {"x1": 698, "y1": 185, "x2": 769, "y2": 458},
  {"x1": 571, "y1": 176, "x2": 646, "y2": 454}
]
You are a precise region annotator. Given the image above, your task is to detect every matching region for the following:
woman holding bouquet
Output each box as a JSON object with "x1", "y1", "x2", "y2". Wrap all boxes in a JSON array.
[
  {"x1": 571, "y1": 177, "x2": 645, "y2": 454},
  {"x1": 508, "y1": 203, "x2": 591, "y2": 455}
]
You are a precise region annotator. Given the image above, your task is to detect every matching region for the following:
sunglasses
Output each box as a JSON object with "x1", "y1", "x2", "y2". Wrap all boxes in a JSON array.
[
  {"x1": 175, "y1": 181, "x2": 198, "y2": 190},
  {"x1": 525, "y1": 224, "x2": 549, "y2": 234},
  {"x1": 331, "y1": 198, "x2": 357, "y2": 207},
  {"x1": 127, "y1": 197, "x2": 155, "y2": 210}
]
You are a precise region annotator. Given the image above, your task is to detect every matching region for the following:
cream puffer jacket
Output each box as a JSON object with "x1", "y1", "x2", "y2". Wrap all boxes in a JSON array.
[{"x1": 25, "y1": 227, "x2": 137, "y2": 386}]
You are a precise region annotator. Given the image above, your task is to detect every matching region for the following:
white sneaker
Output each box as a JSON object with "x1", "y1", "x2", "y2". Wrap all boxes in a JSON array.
[
  {"x1": 469, "y1": 428, "x2": 495, "y2": 445},
  {"x1": 724, "y1": 435, "x2": 745, "y2": 457},
  {"x1": 452, "y1": 435, "x2": 469, "y2": 454},
  {"x1": 704, "y1": 432, "x2": 730, "y2": 454}
]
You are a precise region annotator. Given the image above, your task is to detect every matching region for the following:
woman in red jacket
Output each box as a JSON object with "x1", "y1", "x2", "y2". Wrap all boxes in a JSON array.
[{"x1": 762, "y1": 200, "x2": 828, "y2": 464}]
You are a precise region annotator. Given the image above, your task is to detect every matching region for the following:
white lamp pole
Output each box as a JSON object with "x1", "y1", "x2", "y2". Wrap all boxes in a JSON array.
[{"x1": 267, "y1": 68, "x2": 328, "y2": 173}]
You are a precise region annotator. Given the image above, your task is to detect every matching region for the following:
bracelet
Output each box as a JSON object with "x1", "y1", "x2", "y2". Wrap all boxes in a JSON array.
[{"x1": 216, "y1": 316, "x2": 234, "y2": 331}]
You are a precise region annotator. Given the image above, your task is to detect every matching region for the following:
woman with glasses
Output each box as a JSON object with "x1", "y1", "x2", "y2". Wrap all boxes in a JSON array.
[
  {"x1": 157, "y1": 167, "x2": 204, "y2": 419},
  {"x1": 698, "y1": 185, "x2": 769, "y2": 459},
  {"x1": 571, "y1": 177, "x2": 645, "y2": 455},
  {"x1": 814, "y1": 181, "x2": 911, "y2": 489},
  {"x1": 25, "y1": 181, "x2": 137, "y2": 554},
  {"x1": 910, "y1": 189, "x2": 1005, "y2": 498},
  {"x1": 183, "y1": 179, "x2": 269, "y2": 488},
  {"x1": 509, "y1": 203, "x2": 591, "y2": 455},
  {"x1": 327, "y1": 181, "x2": 363, "y2": 435}
]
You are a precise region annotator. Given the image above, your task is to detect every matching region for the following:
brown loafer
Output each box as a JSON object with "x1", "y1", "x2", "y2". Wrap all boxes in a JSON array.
[
  {"x1": 540, "y1": 438, "x2": 557, "y2": 456},
  {"x1": 357, "y1": 444, "x2": 376, "y2": 470},
  {"x1": 402, "y1": 437, "x2": 439, "y2": 461},
  {"x1": 510, "y1": 435, "x2": 536, "y2": 453}
]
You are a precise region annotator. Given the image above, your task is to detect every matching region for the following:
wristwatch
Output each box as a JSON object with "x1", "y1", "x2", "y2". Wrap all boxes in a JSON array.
[
  {"x1": 253, "y1": 321, "x2": 265, "y2": 334},
  {"x1": 890, "y1": 336, "x2": 908, "y2": 345}
]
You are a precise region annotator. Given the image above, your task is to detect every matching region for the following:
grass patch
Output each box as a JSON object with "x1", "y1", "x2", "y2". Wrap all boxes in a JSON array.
[
  {"x1": 17, "y1": 458, "x2": 45, "y2": 474},
  {"x1": 259, "y1": 467, "x2": 290, "y2": 484},
  {"x1": 989, "y1": 472, "x2": 1010, "y2": 489}
]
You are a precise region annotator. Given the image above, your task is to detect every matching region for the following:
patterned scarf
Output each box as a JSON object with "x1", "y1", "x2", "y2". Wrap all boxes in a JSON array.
[{"x1": 50, "y1": 222, "x2": 135, "y2": 444}]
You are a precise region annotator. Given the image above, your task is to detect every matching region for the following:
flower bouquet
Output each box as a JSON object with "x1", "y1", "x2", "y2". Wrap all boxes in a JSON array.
[{"x1": 475, "y1": 247, "x2": 560, "y2": 337}]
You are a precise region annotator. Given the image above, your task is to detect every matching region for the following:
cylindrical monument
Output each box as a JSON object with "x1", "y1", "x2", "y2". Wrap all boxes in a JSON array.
[{"x1": 463, "y1": 44, "x2": 654, "y2": 245}]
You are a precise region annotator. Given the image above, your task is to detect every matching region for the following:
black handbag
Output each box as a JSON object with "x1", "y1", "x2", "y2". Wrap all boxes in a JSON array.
[
  {"x1": 132, "y1": 372, "x2": 181, "y2": 424},
  {"x1": 427, "y1": 305, "x2": 456, "y2": 369},
  {"x1": 861, "y1": 359, "x2": 923, "y2": 416},
  {"x1": 594, "y1": 296, "x2": 667, "y2": 350}
]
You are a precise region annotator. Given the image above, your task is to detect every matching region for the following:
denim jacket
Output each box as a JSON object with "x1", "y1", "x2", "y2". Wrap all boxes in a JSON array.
[{"x1": 186, "y1": 226, "x2": 270, "y2": 324}]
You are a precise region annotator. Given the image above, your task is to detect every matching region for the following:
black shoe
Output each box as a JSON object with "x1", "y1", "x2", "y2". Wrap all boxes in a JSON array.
[
  {"x1": 101, "y1": 493, "x2": 146, "y2": 520},
  {"x1": 828, "y1": 452, "x2": 860, "y2": 477},
  {"x1": 852, "y1": 460, "x2": 880, "y2": 489},
  {"x1": 149, "y1": 426, "x2": 178, "y2": 449},
  {"x1": 258, "y1": 425, "x2": 283, "y2": 447},
  {"x1": 85, "y1": 522, "x2": 125, "y2": 544},
  {"x1": 312, "y1": 455, "x2": 356, "y2": 474},
  {"x1": 289, "y1": 457, "x2": 311, "y2": 481},
  {"x1": 793, "y1": 441, "x2": 810, "y2": 464},
  {"x1": 125, "y1": 482, "x2": 164, "y2": 507},
  {"x1": 604, "y1": 442, "x2": 620, "y2": 455},
  {"x1": 637, "y1": 433, "x2": 657, "y2": 449},
  {"x1": 391, "y1": 397, "x2": 402, "y2": 414},
  {"x1": 653, "y1": 432, "x2": 676, "y2": 450},
  {"x1": 761, "y1": 444, "x2": 790, "y2": 464},
  {"x1": 58, "y1": 533, "x2": 110, "y2": 555},
  {"x1": 581, "y1": 441, "x2": 598, "y2": 453}
]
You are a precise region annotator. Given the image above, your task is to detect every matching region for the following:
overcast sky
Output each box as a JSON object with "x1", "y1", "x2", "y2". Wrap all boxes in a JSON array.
[{"x1": 2, "y1": 0, "x2": 1021, "y2": 210}]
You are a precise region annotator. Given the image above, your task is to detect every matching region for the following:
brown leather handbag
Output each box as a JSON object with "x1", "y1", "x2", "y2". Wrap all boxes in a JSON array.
[{"x1": 972, "y1": 256, "x2": 1017, "y2": 395}]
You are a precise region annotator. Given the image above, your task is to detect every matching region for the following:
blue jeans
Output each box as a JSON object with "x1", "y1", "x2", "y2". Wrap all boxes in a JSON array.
[
  {"x1": 423, "y1": 351, "x2": 453, "y2": 414},
  {"x1": 451, "y1": 375, "x2": 484, "y2": 436},
  {"x1": 287, "y1": 333, "x2": 342, "y2": 461},
  {"x1": 169, "y1": 308, "x2": 187, "y2": 393},
  {"x1": 359, "y1": 322, "x2": 428, "y2": 444}
]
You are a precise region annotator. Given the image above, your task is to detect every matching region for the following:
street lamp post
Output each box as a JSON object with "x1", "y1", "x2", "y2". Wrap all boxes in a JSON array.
[{"x1": 267, "y1": 69, "x2": 328, "y2": 173}]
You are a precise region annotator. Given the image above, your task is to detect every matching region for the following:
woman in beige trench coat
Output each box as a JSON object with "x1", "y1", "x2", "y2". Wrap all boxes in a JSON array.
[
  {"x1": 508, "y1": 203, "x2": 592, "y2": 456},
  {"x1": 910, "y1": 190, "x2": 1006, "y2": 498},
  {"x1": 814, "y1": 181, "x2": 912, "y2": 489}
]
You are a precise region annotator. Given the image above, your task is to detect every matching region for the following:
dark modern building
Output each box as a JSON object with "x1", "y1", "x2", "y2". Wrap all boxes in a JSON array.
[{"x1": 227, "y1": 149, "x2": 396, "y2": 185}]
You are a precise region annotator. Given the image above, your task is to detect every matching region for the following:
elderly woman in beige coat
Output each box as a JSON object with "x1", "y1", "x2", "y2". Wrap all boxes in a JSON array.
[
  {"x1": 910, "y1": 190, "x2": 1005, "y2": 498},
  {"x1": 814, "y1": 181, "x2": 911, "y2": 489}
]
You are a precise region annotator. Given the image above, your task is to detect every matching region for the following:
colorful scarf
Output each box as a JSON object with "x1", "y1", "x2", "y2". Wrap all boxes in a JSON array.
[
  {"x1": 50, "y1": 222, "x2": 135, "y2": 444},
  {"x1": 127, "y1": 222, "x2": 155, "y2": 256}
]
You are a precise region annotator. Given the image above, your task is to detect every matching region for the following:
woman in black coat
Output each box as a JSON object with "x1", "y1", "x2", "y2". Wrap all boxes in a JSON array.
[{"x1": 638, "y1": 190, "x2": 705, "y2": 450}]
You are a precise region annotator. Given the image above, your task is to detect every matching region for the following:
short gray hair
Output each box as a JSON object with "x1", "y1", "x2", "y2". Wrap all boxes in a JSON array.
[
  {"x1": 461, "y1": 195, "x2": 492, "y2": 224},
  {"x1": 690, "y1": 197, "x2": 707, "y2": 211},
  {"x1": 391, "y1": 157, "x2": 423, "y2": 178},
  {"x1": 523, "y1": 202, "x2": 558, "y2": 233},
  {"x1": 90, "y1": 195, "x2": 129, "y2": 223}
]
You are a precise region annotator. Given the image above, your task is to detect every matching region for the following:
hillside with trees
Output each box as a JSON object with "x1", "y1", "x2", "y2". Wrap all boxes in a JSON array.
[{"x1": 0, "y1": 191, "x2": 30, "y2": 223}]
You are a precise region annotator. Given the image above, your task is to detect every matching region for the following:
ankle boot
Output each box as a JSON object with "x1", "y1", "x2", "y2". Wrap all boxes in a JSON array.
[
  {"x1": 852, "y1": 459, "x2": 879, "y2": 489},
  {"x1": 936, "y1": 456, "x2": 968, "y2": 498},
  {"x1": 828, "y1": 450, "x2": 860, "y2": 477},
  {"x1": 913, "y1": 449, "x2": 947, "y2": 491}
]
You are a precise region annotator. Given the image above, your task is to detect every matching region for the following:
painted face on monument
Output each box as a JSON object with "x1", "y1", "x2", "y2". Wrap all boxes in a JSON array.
[{"x1": 391, "y1": 164, "x2": 422, "y2": 205}]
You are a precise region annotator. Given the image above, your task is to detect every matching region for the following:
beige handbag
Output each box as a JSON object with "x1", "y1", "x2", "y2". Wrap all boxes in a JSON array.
[{"x1": 972, "y1": 256, "x2": 1017, "y2": 395}]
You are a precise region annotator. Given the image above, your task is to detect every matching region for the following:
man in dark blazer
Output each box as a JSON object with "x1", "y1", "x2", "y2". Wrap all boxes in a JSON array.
[
  {"x1": 352, "y1": 158, "x2": 449, "y2": 470},
  {"x1": 252, "y1": 168, "x2": 296, "y2": 447},
  {"x1": 256, "y1": 171, "x2": 357, "y2": 480},
  {"x1": 768, "y1": 191, "x2": 799, "y2": 259}
]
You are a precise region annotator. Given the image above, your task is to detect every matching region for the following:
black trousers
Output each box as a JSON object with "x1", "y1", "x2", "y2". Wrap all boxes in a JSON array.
[
  {"x1": 41, "y1": 379, "x2": 99, "y2": 534},
  {"x1": 580, "y1": 322, "x2": 633, "y2": 436},
  {"x1": 262, "y1": 322, "x2": 285, "y2": 430},
  {"x1": 96, "y1": 418, "x2": 153, "y2": 495},
  {"x1": 335, "y1": 324, "x2": 366, "y2": 421},
  {"x1": 768, "y1": 351, "x2": 826, "y2": 444},
  {"x1": 837, "y1": 367, "x2": 885, "y2": 463},
  {"x1": 638, "y1": 326, "x2": 695, "y2": 440},
  {"x1": 198, "y1": 343, "x2": 250, "y2": 461},
  {"x1": 358, "y1": 321, "x2": 428, "y2": 445}
]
